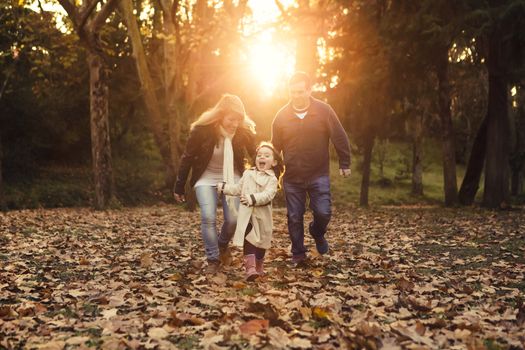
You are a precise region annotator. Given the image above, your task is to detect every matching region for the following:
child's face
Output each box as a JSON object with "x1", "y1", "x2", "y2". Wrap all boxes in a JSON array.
[{"x1": 256, "y1": 146, "x2": 277, "y2": 171}]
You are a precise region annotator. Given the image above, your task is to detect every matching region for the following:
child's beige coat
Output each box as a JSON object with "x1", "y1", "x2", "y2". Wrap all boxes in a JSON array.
[{"x1": 223, "y1": 168, "x2": 278, "y2": 249}]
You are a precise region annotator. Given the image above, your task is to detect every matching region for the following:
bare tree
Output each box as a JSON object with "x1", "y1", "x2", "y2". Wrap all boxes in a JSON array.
[{"x1": 120, "y1": 0, "x2": 176, "y2": 188}]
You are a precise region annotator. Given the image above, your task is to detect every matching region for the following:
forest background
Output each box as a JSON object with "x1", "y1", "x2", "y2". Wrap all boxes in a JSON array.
[{"x1": 1, "y1": 0, "x2": 524, "y2": 211}]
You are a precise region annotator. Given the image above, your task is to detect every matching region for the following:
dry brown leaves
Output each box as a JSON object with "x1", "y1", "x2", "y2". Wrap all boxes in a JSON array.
[{"x1": 0, "y1": 205, "x2": 524, "y2": 349}]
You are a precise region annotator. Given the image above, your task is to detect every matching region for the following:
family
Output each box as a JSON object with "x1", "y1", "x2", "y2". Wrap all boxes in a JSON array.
[{"x1": 173, "y1": 72, "x2": 352, "y2": 280}]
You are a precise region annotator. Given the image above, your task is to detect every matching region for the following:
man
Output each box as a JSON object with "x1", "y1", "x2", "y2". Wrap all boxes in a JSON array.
[{"x1": 271, "y1": 71, "x2": 351, "y2": 266}]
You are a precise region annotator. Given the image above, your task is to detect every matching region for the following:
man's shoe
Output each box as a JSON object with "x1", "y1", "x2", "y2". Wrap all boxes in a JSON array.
[
  {"x1": 314, "y1": 236, "x2": 329, "y2": 255},
  {"x1": 219, "y1": 245, "x2": 232, "y2": 266},
  {"x1": 291, "y1": 254, "x2": 308, "y2": 268},
  {"x1": 205, "y1": 260, "x2": 221, "y2": 275}
]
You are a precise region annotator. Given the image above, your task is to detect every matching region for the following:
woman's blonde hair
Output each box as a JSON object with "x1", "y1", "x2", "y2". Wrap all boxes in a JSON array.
[{"x1": 191, "y1": 94, "x2": 256, "y2": 133}]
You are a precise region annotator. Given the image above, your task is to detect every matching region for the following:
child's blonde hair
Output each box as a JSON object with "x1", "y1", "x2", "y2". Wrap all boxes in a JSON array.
[{"x1": 191, "y1": 94, "x2": 256, "y2": 133}]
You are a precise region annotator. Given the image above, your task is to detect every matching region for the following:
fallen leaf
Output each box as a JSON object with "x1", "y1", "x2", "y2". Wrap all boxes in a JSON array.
[
  {"x1": 148, "y1": 327, "x2": 169, "y2": 340},
  {"x1": 65, "y1": 336, "x2": 90, "y2": 345},
  {"x1": 268, "y1": 327, "x2": 291, "y2": 347},
  {"x1": 140, "y1": 253, "x2": 153, "y2": 267},
  {"x1": 290, "y1": 337, "x2": 312, "y2": 349},
  {"x1": 312, "y1": 306, "x2": 331, "y2": 320},
  {"x1": 239, "y1": 319, "x2": 269, "y2": 336},
  {"x1": 101, "y1": 308, "x2": 118, "y2": 319}
]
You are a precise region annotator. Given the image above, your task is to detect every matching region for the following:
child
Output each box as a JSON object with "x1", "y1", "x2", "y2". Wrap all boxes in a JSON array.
[{"x1": 217, "y1": 142, "x2": 283, "y2": 281}]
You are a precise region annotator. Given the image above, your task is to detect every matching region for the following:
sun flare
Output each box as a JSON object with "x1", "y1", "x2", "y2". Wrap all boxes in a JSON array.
[
  {"x1": 246, "y1": 33, "x2": 295, "y2": 96},
  {"x1": 246, "y1": 0, "x2": 296, "y2": 96}
]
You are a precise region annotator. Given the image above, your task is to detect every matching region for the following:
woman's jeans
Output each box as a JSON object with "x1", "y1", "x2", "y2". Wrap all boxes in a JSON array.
[
  {"x1": 283, "y1": 175, "x2": 332, "y2": 258},
  {"x1": 195, "y1": 185, "x2": 239, "y2": 261}
]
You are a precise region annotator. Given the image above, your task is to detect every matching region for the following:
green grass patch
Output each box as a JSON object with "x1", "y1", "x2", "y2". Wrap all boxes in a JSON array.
[
  {"x1": 240, "y1": 287, "x2": 259, "y2": 296},
  {"x1": 3, "y1": 139, "x2": 523, "y2": 209},
  {"x1": 82, "y1": 303, "x2": 101, "y2": 317},
  {"x1": 483, "y1": 339, "x2": 506, "y2": 350},
  {"x1": 168, "y1": 335, "x2": 200, "y2": 349},
  {"x1": 309, "y1": 318, "x2": 331, "y2": 329},
  {"x1": 271, "y1": 280, "x2": 289, "y2": 290},
  {"x1": 329, "y1": 139, "x2": 472, "y2": 207}
]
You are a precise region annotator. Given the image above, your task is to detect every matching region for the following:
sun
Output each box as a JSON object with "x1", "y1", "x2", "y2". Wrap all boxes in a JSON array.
[
  {"x1": 245, "y1": 0, "x2": 296, "y2": 96},
  {"x1": 246, "y1": 32, "x2": 295, "y2": 97}
]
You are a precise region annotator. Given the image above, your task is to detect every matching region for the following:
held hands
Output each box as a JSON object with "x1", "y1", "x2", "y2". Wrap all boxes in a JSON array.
[
  {"x1": 339, "y1": 168, "x2": 352, "y2": 178},
  {"x1": 216, "y1": 182, "x2": 225, "y2": 195}
]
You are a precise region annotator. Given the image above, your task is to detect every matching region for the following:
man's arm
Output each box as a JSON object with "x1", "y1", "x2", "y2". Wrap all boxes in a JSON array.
[{"x1": 327, "y1": 105, "x2": 351, "y2": 172}]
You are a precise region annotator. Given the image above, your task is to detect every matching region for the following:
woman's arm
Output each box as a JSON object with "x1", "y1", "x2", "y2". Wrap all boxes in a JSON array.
[{"x1": 173, "y1": 128, "x2": 203, "y2": 197}]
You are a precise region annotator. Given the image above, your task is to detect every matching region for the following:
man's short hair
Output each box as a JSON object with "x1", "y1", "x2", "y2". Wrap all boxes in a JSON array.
[{"x1": 289, "y1": 71, "x2": 311, "y2": 89}]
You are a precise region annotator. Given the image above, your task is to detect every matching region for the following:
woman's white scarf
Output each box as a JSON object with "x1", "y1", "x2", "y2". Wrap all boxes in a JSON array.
[{"x1": 219, "y1": 126, "x2": 237, "y2": 215}]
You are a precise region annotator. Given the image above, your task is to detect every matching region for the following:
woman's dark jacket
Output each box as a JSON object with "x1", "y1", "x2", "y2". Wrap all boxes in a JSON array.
[{"x1": 174, "y1": 124, "x2": 257, "y2": 195}]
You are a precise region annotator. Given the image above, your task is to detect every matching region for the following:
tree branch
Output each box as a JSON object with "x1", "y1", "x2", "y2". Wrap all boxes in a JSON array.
[
  {"x1": 78, "y1": 0, "x2": 101, "y2": 32},
  {"x1": 274, "y1": 0, "x2": 287, "y2": 17},
  {"x1": 57, "y1": 0, "x2": 79, "y2": 26},
  {"x1": 90, "y1": 0, "x2": 119, "y2": 32}
]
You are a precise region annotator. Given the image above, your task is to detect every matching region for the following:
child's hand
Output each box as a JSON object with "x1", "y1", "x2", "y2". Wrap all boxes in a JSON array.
[{"x1": 240, "y1": 194, "x2": 252, "y2": 206}]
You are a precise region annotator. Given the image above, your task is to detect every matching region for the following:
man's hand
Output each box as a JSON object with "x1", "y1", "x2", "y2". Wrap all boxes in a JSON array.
[
  {"x1": 174, "y1": 193, "x2": 186, "y2": 203},
  {"x1": 339, "y1": 168, "x2": 351, "y2": 177}
]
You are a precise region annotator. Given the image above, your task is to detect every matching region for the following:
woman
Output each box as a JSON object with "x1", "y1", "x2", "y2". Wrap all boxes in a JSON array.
[{"x1": 174, "y1": 94, "x2": 256, "y2": 274}]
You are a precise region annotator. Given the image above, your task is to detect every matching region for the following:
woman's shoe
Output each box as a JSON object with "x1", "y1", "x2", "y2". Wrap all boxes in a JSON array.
[
  {"x1": 205, "y1": 259, "x2": 221, "y2": 275},
  {"x1": 219, "y1": 245, "x2": 232, "y2": 266}
]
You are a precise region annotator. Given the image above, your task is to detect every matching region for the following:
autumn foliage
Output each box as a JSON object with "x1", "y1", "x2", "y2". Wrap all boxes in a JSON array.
[{"x1": 1, "y1": 206, "x2": 524, "y2": 349}]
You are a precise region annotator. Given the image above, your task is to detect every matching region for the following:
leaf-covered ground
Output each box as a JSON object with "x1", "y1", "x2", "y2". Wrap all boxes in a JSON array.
[{"x1": 1, "y1": 205, "x2": 524, "y2": 350}]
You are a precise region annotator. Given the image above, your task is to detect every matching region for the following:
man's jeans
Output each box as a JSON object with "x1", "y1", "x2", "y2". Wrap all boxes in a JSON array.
[
  {"x1": 283, "y1": 175, "x2": 332, "y2": 257},
  {"x1": 195, "y1": 186, "x2": 239, "y2": 261}
]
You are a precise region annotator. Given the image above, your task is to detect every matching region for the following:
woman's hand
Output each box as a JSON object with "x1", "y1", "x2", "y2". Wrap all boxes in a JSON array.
[{"x1": 174, "y1": 193, "x2": 186, "y2": 203}]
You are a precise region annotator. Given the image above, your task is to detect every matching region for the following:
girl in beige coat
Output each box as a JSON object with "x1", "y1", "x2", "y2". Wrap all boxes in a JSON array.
[{"x1": 217, "y1": 142, "x2": 283, "y2": 281}]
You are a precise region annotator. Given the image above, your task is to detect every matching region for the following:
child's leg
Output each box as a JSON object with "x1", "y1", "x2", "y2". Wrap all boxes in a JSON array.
[
  {"x1": 243, "y1": 222, "x2": 265, "y2": 257},
  {"x1": 243, "y1": 240, "x2": 266, "y2": 260},
  {"x1": 243, "y1": 223, "x2": 266, "y2": 276}
]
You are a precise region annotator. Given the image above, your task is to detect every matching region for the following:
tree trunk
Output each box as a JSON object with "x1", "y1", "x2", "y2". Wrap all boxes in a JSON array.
[
  {"x1": 411, "y1": 113, "x2": 423, "y2": 195},
  {"x1": 161, "y1": 7, "x2": 183, "y2": 177},
  {"x1": 483, "y1": 30, "x2": 510, "y2": 209},
  {"x1": 120, "y1": 0, "x2": 176, "y2": 189},
  {"x1": 436, "y1": 51, "x2": 458, "y2": 206},
  {"x1": 510, "y1": 90, "x2": 525, "y2": 196},
  {"x1": 0, "y1": 134, "x2": 5, "y2": 210},
  {"x1": 511, "y1": 169, "x2": 522, "y2": 195},
  {"x1": 360, "y1": 132, "x2": 374, "y2": 207},
  {"x1": 88, "y1": 52, "x2": 114, "y2": 210},
  {"x1": 458, "y1": 116, "x2": 487, "y2": 205}
]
